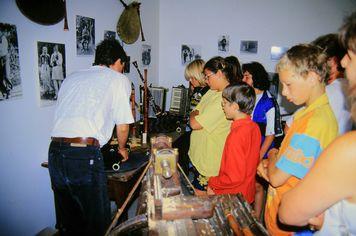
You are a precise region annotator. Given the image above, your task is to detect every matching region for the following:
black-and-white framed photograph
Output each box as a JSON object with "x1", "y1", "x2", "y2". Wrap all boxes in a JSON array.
[
  {"x1": 240, "y1": 40, "x2": 258, "y2": 54},
  {"x1": 271, "y1": 46, "x2": 288, "y2": 61},
  {"x1": 37, "y1": 41, "x2": 66, "y2": 106},
  {"x1": 268, "y1": 72, "x2": 279, "y2": 99},
  {"x1": 124, "y1": 56, "x2": 130, "y2": 73},
  {"x1": 104, "y1": 30, "x2": 116, "y2": 40},
  {"x1": 181, "y1": 44, "x2": 201, "y2": 65},
  {"x1": 76, "y1": 15, "x2": 95, "y2": 55},
  {"x1": 142, "y1": 44, "x2": 151, "y2": 67},
  {"x1": 0, "y1": 22, "x2": 22, "y2": 101},
  {"x1": 218, "y1": 35, "x2": 229, "y2": 53}
]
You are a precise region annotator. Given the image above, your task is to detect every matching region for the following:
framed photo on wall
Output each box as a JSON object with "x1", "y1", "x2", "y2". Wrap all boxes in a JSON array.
[
  {"x1": 76, "y1": 15, "x2": 95, "y2": 55},
  {"x1": 240, "y1": 40, "x2": 258, "y2": 54},
  {"x1": 37, "y1": 41, "x2": 66, "y2": 106},
  {"x1": 104, "y1": 30, "x2": 116, "y2": 40},
  {"x1": 218, "y1": 35, "x2": 229, "y2": 53},
  {"x1": 142, "y1": 44, "x2": 151, "y2": 67},
  {"x1": 0, "y1": 22, "x2": 22, "y2": 101},
  {"x1": 181, "y1": 44, "x2": 201, "y2": 65}
]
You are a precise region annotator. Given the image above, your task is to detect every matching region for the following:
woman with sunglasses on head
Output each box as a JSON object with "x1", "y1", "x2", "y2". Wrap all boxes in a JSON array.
[{"x1": 188, "y1": 56, "x2": 240, "y2": 195}]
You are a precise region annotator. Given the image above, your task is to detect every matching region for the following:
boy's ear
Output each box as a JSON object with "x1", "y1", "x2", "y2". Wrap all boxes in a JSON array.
[
  {"x1": 232, "y1": 102, "x2": 240, "y2": 111},
  {"x1": 307, "y1": 71, "x2": 322, "y2": 84}
]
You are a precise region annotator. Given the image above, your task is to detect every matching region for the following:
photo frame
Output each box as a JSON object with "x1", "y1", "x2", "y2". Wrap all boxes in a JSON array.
[
  {"x1": 76, "y1": 15, "x2": 95, "y2": 55},
  {"x1": 104, "y1": 30, "x2": 116, "y2": 40},
  {"x1": 124, "y1": 56, "x2": 130, "y2": 73},
  {"x1": 37, "y1": 41, "x2": 66, "y2": 106},
  {"x1": 268, "y1": 72, "x2": 279, "y2": 99},
  {"x1": 141, "y1": 44, "x2": 151, "y2": 67},
  {"x1": 240, "y1": 40, "x2": 258, "y2": 54},
  {"x1": 218, "y1": 35, "x2": 229, "y2": 53},
  {"x1": 0, "y1": 22, "x2": 22, "y2": 101},
  {"x1": 181, "y1": 44, "x2": 202, "y2": 65}
]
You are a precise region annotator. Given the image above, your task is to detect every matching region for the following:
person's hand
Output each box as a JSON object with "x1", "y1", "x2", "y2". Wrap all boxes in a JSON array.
[
  {"x1": 118, "y1": 147, "x2": 129, "y2": 162},
  {"x1": 257, "y1": 159, "x2": 269, "y2": 181},
  {"x1": 207, "y1": 186, "x2": 215, "y2": 195},
  {"x1": 267, "y1": 148, "x2": 279, "y2": 161},
  {"x1": 308, "y1": 213, "x2": 324, "y2": 231},
  {"x1": 190, "y1": 110, "x2": 199, "y2": 117}
]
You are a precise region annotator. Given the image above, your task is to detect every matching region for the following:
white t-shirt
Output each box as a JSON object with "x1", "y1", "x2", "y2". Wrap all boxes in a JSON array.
[
  {"x1": 51, "y1": 65, "x2": 134, "y2": 146},
  {"x1": 326, "y1": 79, "x2": 352, "y2": 135}
]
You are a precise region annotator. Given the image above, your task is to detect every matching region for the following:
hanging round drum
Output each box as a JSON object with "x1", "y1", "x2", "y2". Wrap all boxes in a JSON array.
[{"x1": 16, "y1": 0, "x2": 65, "y2": 25}]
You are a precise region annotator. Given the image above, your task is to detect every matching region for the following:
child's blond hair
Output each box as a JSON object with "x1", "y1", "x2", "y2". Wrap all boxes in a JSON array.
[
  {"x1": 184, "y1": 59, "x2": 206, "y2": 86},
  {"x1": 276, "y1": 44, "x2": 329, "y2": 84}
]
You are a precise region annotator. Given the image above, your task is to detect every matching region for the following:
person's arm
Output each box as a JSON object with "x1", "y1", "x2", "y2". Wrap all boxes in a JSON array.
[
  {"x1": 116, "y1": 124, "x2": 130, "y2": 161},
  {"x1": 278, "y1": 132, "x2": 356, "y2": 226},
  {"x1": 189, "y1": 110, "x2": 203, "y2": 130},
  {"x1": 267, "y1": 148, "x2": 292, "y2": 187},
  {"x1": 260, "y1": 107, "x2": 275, "y2": 158},
  {"x1": 208, "y1": 132, "x2": 246, "y2": 192},
  {"x1": 260, "y1": 135, "x2": 274, "y2": 159}
]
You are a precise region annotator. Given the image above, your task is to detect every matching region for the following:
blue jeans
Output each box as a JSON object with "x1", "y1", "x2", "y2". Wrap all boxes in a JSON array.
[{"x1": 48, "y1": 141, "x2": 111, "y2": 236}]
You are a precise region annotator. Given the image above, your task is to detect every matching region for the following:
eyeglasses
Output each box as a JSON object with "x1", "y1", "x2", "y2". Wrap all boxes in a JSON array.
[{"x1": 204, "y1": 72, "x2": 215, "y2": 80}]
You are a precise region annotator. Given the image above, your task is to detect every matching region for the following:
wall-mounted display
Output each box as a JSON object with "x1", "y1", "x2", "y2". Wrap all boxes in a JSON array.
[
  {"x1": 218, "y1": 35, "x2": 229, "y2": 53},
  {"x1": 142, "y1": 44, "x2": 151, "y2": 67},
  {"x1": 76, "y1": 15, "x2": 95, "y2": 55},
  {"x1": 0, "y1": 22, "x2": 22, "y2": 101},
  {"x1": 37, "y1": 41, "x2": 66, "y2": 106},
  {"x1": 104, "y1": 30, "x2": 116, "y2": 40},
  {"x1": 268, "y1": 72, "x2": 279, "y2": 99},
  {"x1": 240, "y1": 40, "x2": 258, "y2": 54},
  {"x1": 124, "y1": 56, "x2": 130, "y2": 73},
  {"x1": 270, "y1": 46, "x2": 288, "y2": 61},
  {"x1": 181, "y1": 44, "x2": 201, "y2": 65}
]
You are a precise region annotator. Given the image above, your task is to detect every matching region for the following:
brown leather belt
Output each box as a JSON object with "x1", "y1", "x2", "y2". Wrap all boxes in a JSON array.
[{"x1": 51, "y1": 137, "x2": 100, "y2": 147}]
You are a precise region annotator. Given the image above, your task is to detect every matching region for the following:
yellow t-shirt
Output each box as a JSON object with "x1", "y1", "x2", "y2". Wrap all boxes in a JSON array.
[
  {"x1": 189, "y1": 90, "x2": 231, "y2": 177},
  {"x1": 265, "y1": 93, "x2": 338, "y2": 235}
]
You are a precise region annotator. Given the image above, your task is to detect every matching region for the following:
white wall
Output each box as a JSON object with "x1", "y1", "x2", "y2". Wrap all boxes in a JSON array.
[
  {"x1": 0, "y1": 0, "x2": 355, "y2": 234},
  {"x1": 0, "y1": 0, "x2": 158, "y2": 234},
  {"x1": 158, "y1": 0, "x2": 356, "y2": 112}
]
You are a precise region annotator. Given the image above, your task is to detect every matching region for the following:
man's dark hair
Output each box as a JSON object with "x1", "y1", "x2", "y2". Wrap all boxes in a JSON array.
[
  {"x1": 94, "y1": 39, "x2": 128, "y2": 67},
  {"x1": 222, "y1": 82, "x2": 256, "y2": 115},
  {"x1": 242, "y1": 62, "x2": 270, "y2": 91},
  {"x1": 312, "y1": 33, "x2": 346, "y2": 72}
]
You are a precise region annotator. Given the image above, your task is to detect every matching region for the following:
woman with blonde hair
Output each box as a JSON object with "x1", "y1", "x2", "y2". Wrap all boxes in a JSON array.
[
  {"x1": 175, "y1": 59, "x2": 209, "y2": 175},
  {"x1": 184, "y1": 59, "x2": 209, "y2": 110}
]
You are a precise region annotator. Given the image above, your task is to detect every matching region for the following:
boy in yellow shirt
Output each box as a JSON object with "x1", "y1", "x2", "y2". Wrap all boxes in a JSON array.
[{"x1": 257, "y1": 44, "x2": 338, "y2": 235}]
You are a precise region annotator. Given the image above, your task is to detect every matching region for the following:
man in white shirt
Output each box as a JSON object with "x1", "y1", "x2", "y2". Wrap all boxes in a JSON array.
[{"x1": 48, "y1": 39, "x2": 134, "y2": 235}]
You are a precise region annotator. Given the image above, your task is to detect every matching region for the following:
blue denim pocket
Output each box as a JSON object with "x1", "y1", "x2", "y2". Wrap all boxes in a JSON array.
[{"x1": 61, "y1": 146, "x2": 100, "y2": 186}]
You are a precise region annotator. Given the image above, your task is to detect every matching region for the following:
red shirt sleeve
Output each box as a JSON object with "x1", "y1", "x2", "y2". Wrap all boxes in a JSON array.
[{"x1": 208, "y1": 127, "x2": 248, "y2": 191}]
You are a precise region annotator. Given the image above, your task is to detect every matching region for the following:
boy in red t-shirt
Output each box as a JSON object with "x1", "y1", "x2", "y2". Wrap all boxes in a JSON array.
[{"x1": 208, "y1": 82, "x2": 261, "y2": 203}]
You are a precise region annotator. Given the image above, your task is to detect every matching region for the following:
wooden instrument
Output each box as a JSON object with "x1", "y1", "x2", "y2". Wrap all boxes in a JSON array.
[
  {"x1": 107, "y1": 134, "x2": 269, "y2": 235},
  {"x1": 132, "y1": 61, "x2": 162, "y2": 116},
  {"x1": 143, "y1": 69, "x2": 148, "y2": 144},
  {"x1": 63, "y1": 0, "x2": 69, "y2": 30}
]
